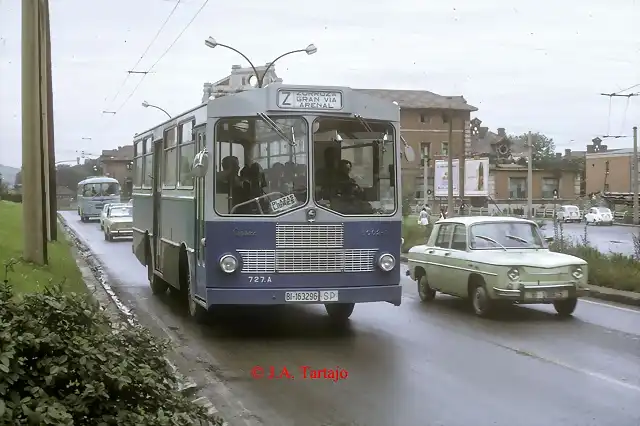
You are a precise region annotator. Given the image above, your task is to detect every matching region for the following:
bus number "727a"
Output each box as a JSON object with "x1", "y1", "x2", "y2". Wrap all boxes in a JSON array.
[{"x1": 248, "y1": 276, "x2": 272, "y2": 283}]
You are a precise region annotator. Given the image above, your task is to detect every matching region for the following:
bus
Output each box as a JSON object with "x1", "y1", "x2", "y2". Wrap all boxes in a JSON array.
[
  {"x1": 77, "y1": 176, "x2": 121, "y2": 222},
  {"x1": 131, "y1": 84, "x2": 412, "y2": 322}
]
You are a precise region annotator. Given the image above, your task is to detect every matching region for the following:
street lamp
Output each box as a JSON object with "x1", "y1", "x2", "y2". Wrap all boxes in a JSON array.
[
  {"x1": 204, "y1": 37, "x2": 317, "y2": 88},
  {"x1": 141, "y1": 101, "x2": 171, "y2": 119}
]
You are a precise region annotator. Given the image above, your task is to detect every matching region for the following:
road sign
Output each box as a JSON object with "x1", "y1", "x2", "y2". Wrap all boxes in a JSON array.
[{"x1": 277, "y1": 90, "x2": 343, "y2": 111}]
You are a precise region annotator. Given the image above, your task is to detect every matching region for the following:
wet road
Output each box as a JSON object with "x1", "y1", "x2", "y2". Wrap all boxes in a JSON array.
[
  {"x1": 61, "y1": 212, "x2": 640, "y2": 426},
  {"x1": 539, "y1": 220, "x2": 637, "y2": 256}
]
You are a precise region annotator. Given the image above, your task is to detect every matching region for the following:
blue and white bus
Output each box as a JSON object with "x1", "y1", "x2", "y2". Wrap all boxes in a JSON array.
[
  {"x1": 77, "y1": 176, "x2": 121, "y2": 222},
  {"x1": 131, "y1": 84, "x2": 410, "y2": 322}
]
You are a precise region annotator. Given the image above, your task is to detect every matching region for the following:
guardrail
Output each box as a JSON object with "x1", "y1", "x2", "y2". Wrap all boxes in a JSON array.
[{"x1": 461, "y1": 207, "x2": 631, "y2": 223}]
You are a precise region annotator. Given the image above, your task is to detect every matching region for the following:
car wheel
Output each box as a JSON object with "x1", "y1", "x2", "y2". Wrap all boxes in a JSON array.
[
  {"x1": 325, "y1": 303, "x2": 355, "y2": 323},
  {"x1": 417, "y1": 275, "x2": 436, "y2": 302},
  {"x1": 471, "y1": 281, "x2": 493, "y2": 317},
  {"x1": 553, "y1": 298, "x2": 577, "y2": 317}
]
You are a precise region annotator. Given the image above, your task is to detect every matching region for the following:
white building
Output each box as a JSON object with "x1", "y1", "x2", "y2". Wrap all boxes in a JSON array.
[{"x1": 201, "y1": 64, "x2": 282, "y2": 103}]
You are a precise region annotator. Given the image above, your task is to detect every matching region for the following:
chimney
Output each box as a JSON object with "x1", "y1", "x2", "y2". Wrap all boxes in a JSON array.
[
  {"x1": 231, "y1": 64, "x2": 241, "y2": 70},
  {"x1": 555, "y1": 152, "x2": 562, "y2": 158},
  {"x1": 497, "y1": 128, "x2": 506, "y2": 137},
  {"x1": 564, "y1": 148, "x2": 571, "y2": 157},
  {"x1": 202, "y1": 82, "x2": 213, "y2": 103}
]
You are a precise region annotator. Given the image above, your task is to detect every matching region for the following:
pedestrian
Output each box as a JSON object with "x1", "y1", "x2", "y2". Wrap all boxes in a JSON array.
[{"x1": 418, "y1": 207, "x2": 429, "y2": 226}]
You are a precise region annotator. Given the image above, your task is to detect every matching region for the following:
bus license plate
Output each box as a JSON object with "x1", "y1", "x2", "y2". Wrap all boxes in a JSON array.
[
  {"x1": 285, "y1": 291, "x2": 319, "y2": 302},
  {"x1": 284, "y1": 291, "x2": 340, "y2": 303},
  {"x1": 270, "y1": 194, "x2": 297, "y2": 212}
]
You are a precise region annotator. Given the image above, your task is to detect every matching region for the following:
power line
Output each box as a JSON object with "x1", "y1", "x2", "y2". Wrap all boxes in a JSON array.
[
  {"x1": 114, "y1": 0, "x2": 210, "y2": 115},
  {"x1": 107, "y1": 0, "x2": 182, "y2": 106},
  {"x1": 613, "y1": 83, "x2": 640, "y2": 95}
]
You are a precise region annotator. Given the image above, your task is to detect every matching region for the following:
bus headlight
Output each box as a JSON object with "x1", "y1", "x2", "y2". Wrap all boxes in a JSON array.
[
  {"x1": 378, "y1": 253, "x2": 395, "y2": 272},
  {"x1": 219, "y1": 254, "x2": 238, "y2": 274},
  {"x1": 572, "y1": 266, "x2": 583, "y2": 279}
]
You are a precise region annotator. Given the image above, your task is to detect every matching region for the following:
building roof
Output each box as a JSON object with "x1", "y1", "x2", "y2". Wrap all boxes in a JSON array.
[
  {"x1": 586, "y1": 147, "x2": 635, "y2": 158},
  {"x1": 353, "y1": 88, "x2": 477, "y2": 111}
]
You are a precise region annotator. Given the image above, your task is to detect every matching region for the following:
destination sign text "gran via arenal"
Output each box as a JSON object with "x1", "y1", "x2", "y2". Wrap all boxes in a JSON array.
[{"x1": 277, "y1": 90, "x2": 343, "y2": 111}]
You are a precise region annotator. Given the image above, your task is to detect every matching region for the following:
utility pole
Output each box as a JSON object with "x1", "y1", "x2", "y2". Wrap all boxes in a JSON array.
[
  {"x1": 527, "y1": 132, "x2": 533, "y2": 219},
  {"x1": 422, "y1": 146, "x2": 429, "y2": 207},
  {"x1": 633, "y1": 126, "x2": 638, "y2": 225},
  {"x1": 40, "y1": 0, "x2": 57, "y2": 242},
  {"x1": 21, "y1": 0, "x2": 46, "y2": 264},
  {"x1": 446, "y1": 113, "x2": 455, "y2": 217}
]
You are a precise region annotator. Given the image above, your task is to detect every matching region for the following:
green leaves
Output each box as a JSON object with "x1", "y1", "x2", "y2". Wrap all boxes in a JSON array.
[{"x1": 0, "y1": 282, "x2": 224, "y2": 425}]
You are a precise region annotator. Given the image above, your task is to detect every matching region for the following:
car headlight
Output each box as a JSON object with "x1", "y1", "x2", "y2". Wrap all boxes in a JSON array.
[
  {"x1": 219, "y1": 254, "x2": 238, "y2": 274},
  {"x1": 572, "y1": 266, "x2": 583, "y2": 279},
  {"x1": 507, "y1": 267, "x2": 520, "y2": 281},
  {"x1": 377, "y1": 253, "x2": 395, "y2": 272}
]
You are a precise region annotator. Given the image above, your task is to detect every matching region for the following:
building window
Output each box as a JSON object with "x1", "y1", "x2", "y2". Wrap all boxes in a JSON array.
[
  {"x1": 163, "y1": 127, "x2": 177, "y2": 186},
  {"x1": 420, "y1": 114, "x2": 427, "y2": 123},
  {"x1": 178, "y1": 120, "x2": 195, "y2": 187},
  {"x1": 441, "y1": 142, "x2": 449, "y2": 156},
  {"x1": 420, "y1": 142, "x2": 431, "y2": 166},
  {"x1": 415, "y1": 177, "x2": 424, "y2": 199},
  {"x1": 604, "y1": 183, "x2": 610, "y2": 192},
  {"x1": 509, "y1": 177, "x2": 527, "y2": 198},
  {"x1": 541, "y1": 177, "x2": 559, "y2": 198}
]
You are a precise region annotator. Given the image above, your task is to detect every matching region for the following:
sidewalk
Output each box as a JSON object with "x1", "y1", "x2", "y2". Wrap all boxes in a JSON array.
[{"x1": 400, "y1": 255, "x2": 640, "y2": 308}]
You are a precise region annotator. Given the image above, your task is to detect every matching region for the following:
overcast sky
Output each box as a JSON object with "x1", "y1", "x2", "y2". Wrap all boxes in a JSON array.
[{"x1": 1, "y1": 0, "x2": 639, "y2": 168}]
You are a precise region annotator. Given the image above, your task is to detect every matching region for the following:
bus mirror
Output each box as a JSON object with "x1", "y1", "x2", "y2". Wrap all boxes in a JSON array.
[
  {"x1": 192, "y1": 150, "x2": 209, "y2": 178},
  {"x1": 404, "y1": 145, "x2": 415, "y2": 162}
]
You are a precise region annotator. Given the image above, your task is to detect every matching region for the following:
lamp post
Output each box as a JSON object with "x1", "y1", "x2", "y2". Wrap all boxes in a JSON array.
[
  {"x1": 141, "y1": 101, "x2": 171, "y2": 119},
  {"x1": 204, "y1": 37, "x2": 317, "y2": 88}
]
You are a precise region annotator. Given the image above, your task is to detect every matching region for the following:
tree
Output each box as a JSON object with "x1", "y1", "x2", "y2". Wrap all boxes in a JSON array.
[{"x1": 508, "y1": 132, "x2": 556, "y2": 163}]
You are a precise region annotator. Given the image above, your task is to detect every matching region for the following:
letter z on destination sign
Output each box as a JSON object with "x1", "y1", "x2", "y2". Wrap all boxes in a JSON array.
[{"x1": 277, "y1": 90, "x2": 343, "y2": 111}]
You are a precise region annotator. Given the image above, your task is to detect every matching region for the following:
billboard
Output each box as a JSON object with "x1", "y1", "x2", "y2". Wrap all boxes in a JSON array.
[{"x1": 433, "y1": 158, "x2": 489, "y2": 197}]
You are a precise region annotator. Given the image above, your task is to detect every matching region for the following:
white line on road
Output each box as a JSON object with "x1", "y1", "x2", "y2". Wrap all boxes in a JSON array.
[{"x1": 582, "y1": 298, "x2": 640, "y2": 314}]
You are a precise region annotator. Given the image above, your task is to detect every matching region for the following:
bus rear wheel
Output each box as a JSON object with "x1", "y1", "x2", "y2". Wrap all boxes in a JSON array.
[{"x1": 324, "y1": 303, "x2": 355, "y2": 322}]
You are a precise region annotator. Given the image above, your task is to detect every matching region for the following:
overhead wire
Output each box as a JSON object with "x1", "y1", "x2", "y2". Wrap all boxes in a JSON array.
[
  {"x1": 105, "y1": 0, "x2": 183, "y2": 107},
  {"x1": 114, "y1": 0, "x2": 211, "y2": 115}
]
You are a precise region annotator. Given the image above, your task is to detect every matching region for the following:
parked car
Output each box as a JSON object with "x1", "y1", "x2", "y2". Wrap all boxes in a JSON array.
[
  {"x1": 584, "y1": 206, "x2": 614, "y2": 226},
  {"x1": 99, "y1": 203, "x2": 127, "y2": 230},
  {"x1": 556, "y1": 205, "x2": 581, "y2": 223},
  {"x1": 103, "y1": 205, "x2": 133, "y2": 241},
  {"x1": 405, "y1": 216, "x2": 589, "y2": 317}
]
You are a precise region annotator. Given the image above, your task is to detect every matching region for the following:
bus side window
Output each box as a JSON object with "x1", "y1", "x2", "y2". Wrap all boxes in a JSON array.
[{"x1": 215, "y1": 141, "x2": 246, "y2": 214}]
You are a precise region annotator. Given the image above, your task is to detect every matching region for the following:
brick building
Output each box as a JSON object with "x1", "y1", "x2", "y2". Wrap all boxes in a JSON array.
[
  {"x1": 98, "y1": 145, "x2": 134, "y2": 196},
  {"x1": 585, "y1": 148, "x2": 640, "y2": 194}
]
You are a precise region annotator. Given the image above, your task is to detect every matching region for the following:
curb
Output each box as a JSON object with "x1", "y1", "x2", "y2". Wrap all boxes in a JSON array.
[
  {"x1": 57, "y1": 213, "x2": 227, "y2": 426},
  {"x1": 400, "y1": 255, "x2": 640, "y2": 308}
]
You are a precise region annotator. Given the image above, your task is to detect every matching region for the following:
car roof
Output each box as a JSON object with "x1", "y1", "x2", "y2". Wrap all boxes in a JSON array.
[{"x1": 435, "y1": 216, "x2": 537, "y2": 226}]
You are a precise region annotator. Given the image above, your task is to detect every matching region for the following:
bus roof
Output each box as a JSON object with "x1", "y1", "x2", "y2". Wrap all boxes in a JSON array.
[{"x1": 78, "y1": 176, "x2": 120, "y2": 185}]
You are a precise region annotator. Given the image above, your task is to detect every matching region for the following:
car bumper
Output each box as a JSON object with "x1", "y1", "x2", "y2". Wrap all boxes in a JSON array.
[
  {"x1": 205, "y1": 285, "x2": 402, "y2": 307},
  {"x1": 594, "y1": 219, "x2": 613, "y2": 224},
  {"x1": 492, "y1": 283, "x2": 588, "y2": 303},
  {"x1": 110, "y1": 229, "x2": 133, "y2": 237}
]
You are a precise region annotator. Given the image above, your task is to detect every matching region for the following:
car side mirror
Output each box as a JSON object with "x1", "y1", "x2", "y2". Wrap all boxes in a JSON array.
[{"x1": 544, "y1": 236, "x2": 554, "y2": 243}]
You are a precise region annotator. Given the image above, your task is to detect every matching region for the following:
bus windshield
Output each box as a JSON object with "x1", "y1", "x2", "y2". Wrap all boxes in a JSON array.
[
  {"x1": 214, "y1": 116, "x2": 308, "y2": 215},
  {"x1": 313, "y1": 117, "x2": 396, "y2": 215},
  {"x1": 82, "y1": 182, "x2": 120, "y2": 197}
]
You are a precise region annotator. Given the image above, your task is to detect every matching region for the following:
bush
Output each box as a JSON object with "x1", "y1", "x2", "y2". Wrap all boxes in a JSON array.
[
  {"x1": 0, "y1": 193, "x2": 22, "y2": 203},
  {"x1": 402, "y1": 198, "x2": 412, "y2": 217},
  {"x1": 0, "y1": 282, "x2": 224, "y2": 425}
]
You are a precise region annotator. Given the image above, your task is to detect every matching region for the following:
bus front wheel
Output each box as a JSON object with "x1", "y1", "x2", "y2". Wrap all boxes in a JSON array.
[{"x1": 324, "y1": 303, "x2": 355, "y2": 322}]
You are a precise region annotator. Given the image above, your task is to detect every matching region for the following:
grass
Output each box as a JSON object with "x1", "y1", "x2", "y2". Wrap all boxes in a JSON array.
[{"x1": 0, "y1": 201, "x2": 86, "y2": 294}]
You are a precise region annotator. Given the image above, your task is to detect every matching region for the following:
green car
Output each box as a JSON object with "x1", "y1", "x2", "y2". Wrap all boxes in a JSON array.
[{"x1": 406, "y1": 216, "x2": 589, "y2": 317}]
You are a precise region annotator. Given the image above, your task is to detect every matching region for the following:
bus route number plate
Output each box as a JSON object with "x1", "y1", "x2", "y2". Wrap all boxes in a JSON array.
[{"x1": 270, "y1": 194, "x2": 297, "y2": 212}]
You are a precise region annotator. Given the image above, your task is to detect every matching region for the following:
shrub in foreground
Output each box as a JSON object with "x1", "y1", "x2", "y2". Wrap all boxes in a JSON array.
[{"x1": 0, "y1": 283, "x2": 223, "y2": 425}]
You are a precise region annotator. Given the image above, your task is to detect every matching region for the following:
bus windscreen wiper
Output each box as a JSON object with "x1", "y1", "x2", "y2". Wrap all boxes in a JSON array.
[{"x1": 257, "y1": 112, "x2": 296, "y2": 146}]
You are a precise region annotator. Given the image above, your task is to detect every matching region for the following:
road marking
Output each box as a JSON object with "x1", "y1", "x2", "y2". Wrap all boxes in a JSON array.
[{"x1": 582, "y1": 298, "x2": 640, "y2": 314}]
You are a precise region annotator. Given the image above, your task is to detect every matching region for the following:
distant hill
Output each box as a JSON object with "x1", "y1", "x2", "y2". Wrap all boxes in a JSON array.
[{"x1": 0, "y1": 165, "x2": 19, "y2": 186}]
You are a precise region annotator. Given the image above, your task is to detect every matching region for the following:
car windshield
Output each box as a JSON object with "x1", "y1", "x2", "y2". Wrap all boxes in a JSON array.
[
  {"x1": 565, "y1": 206, "x2": 579, "y2": 212},
  {"x1": 469, "y1": 222, "x2": 544, "y2": 249},
  {"x1": 596, "y1": 207, "x2": 611, "y2": 214},
  {"x1": 109, "y1": 206, "x2": 132, "y2": 217}
]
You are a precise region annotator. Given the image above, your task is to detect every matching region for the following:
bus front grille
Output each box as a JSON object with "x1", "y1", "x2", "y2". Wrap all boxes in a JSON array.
[
  {"x1": 276, "y1": 224, "x2": 344, "y2": 248},
  {"x1": 237, "y1": 249, "x2": 377, "y2": 273}
]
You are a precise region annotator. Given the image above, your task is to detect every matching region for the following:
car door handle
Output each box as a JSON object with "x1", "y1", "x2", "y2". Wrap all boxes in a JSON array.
[{"x1": 427, "y1": 250, "x2": 434, "y2": 254}]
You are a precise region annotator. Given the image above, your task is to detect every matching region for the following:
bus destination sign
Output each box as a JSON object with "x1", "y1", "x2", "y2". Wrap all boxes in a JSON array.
[{"x1": 277, "y1": 90, "x2": 343, "y2": 111}]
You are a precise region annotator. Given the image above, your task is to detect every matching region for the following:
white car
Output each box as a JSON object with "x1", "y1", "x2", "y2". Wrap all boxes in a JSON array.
[
  {"x1": 584, "y1": 206, "x2": 613, "y2": 226},
  {"x1": 99, "y1": 203, "x2": 127, "y2": 230},
  {"x1": 556, "y1": 205, "x2": 581, "y2": 223},
  {"x1": 103, "y1": 205, "x2": 133, "y2": 241}
]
